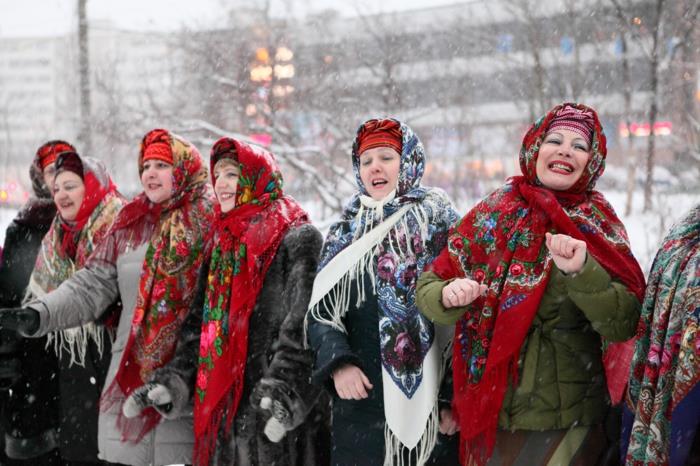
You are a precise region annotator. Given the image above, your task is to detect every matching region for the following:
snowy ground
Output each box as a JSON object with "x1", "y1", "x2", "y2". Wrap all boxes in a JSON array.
[{"x1": 2, "y1": 190, "x2": 697, "y2": 276}]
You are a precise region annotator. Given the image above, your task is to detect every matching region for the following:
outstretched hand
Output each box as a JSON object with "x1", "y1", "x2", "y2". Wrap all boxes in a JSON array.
[
  {"x1": 122, "y1": 382, "x2": 173, "y2": 418},
  {"x1": 0, "y1": 308, "x2": 39, "y2": 335},
  {"x1": 545, "y1": 232, "x2": 587, "y2": 274}
]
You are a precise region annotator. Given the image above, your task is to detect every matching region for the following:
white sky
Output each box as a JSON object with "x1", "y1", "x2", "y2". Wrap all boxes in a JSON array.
[{"x1": 0, "y1": 0, "x2": 465, "y2": 37}]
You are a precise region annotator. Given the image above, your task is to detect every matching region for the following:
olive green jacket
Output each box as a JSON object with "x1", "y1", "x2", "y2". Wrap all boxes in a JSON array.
[{"x1": 416, "y1": 256, "x2": 640, "y2": 431}]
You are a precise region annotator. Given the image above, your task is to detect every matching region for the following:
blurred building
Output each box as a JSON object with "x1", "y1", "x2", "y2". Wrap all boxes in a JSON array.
[
  {"x1": 289, "y1": 0, "x2": 694, "y2": 190},
  {"x1": 0, "y1": 21, "x2": 179, "y2": 199}
]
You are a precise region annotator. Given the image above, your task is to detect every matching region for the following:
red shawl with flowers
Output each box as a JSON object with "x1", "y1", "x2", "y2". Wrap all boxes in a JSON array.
[
  {"x1": 428, "y1": 103, "x2": 646, "y2": 465},
  {"x1": 28, "y1": 156, "x2": 124, "y2": 363},
  {"x1": 100, "y1": 129, "x2": 215, "y2": 441},
  {"x1": 193, "y1": 138, "x2": 309, "y2": 466}
]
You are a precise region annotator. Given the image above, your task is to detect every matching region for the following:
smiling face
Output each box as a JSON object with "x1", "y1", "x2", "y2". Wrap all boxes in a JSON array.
[
  {"x1": 358, "y1": 146, "x2": 401, "y2": 201},
  {"x1": 53, "y1": 171, "x2": 85, "y2": 222},
  {"x1": 213, "y1": 159, "x2": 240, "y2": 213},
  {"x1": 535, "y1": 129, "x2": 591, "y2": 191},
  {"x1": 141, "y1": 159, "x2": 174, "y2": 204}
]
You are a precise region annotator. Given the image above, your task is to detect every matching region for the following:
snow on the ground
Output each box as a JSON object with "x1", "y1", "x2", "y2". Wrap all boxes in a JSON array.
[
  {"x1": 600, "y1": 190, "x2": 698, "y2": 275},
  {"x1": 2, "y1": 190, "x2": 698, "y2": 276}
]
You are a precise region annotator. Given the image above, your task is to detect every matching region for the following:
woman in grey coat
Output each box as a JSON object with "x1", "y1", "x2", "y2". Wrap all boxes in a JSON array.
[
  {"x1": 0, "y1": 129, "x2": 215, "y2": 466},
  {"x1": 123, "y1": 137, "x2": 331, "y2": 466}
]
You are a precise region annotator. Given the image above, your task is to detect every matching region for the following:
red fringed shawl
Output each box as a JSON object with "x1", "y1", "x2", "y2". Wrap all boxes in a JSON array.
[
  {"x1": 193, "y1": 138, "x2": 308, "y2": 466},
  {"x1": 429, "y1": 103, "x2": 646, "y2": 465},
  {"x1": 101, "y1": 129, "x2": 215, "y2": 441}
]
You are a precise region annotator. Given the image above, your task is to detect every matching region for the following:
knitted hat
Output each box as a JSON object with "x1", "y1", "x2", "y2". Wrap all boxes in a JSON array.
[
  {"x1": 55, "y1": 151, "x2": 84, "y2": 179},
  {"x1": 547, "y1": 104, "x2": 595, "y2": 146},
  {"x1": 36, "y1": 140, "x2": 76, "y2": 170},
  {"x1": 142, "y1": 129, "x2": 173, "y2": 164},
  {"x1": 356, "y1": 119, "x2": 402, "y2": 155}
]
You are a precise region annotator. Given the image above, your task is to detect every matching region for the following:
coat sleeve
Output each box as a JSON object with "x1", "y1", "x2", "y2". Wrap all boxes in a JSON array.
[
  {"x1": 416, "y1": 271, "x2": 468, "y2": 326},
  {"x1": 150, "y1": 259, "x2": 208, "y2": 417},
  {"x1": 562, "y1": 255, "x2": 641, "y2": 341},
  {"x1": 26, "y1": 231, "x2": 120, "y2": 337},
  {"x1": 250, "y1": 224, "x2": 327, "y2": 429},
  {"x1": 0, "y1": 220, "x2": 44, "y2": 307},
  {"x1": 306, "y1": 265, "x2": 366, "y2": 394}
]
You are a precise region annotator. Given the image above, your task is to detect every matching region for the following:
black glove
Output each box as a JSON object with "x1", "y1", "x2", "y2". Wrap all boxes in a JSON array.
[{"x1": 0, "y1": 307, "x2": 40, "y2": 335}]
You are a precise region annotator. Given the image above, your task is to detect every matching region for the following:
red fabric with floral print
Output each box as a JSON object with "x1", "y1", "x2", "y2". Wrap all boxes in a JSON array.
[
  {"x1": 101, "y1": 129, "x2": 214, "y2": 442},
  {"x1": 56, "y1": 152, "x2": 119, "y2": 259},
  {"x1": 192, "y1": 138, "x2": 309, "y2": 466},
  {"x1": 429, "y1": 102, "x2": 646, "y2": 465}
]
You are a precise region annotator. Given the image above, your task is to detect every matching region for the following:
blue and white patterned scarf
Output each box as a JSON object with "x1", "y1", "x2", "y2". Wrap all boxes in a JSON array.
[{"x1": 308, "y1": 119, "x2": 458, "y2": 465}]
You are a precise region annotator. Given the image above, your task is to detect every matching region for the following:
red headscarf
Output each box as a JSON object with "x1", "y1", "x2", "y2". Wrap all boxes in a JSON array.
[
  {"x1": 429, "y1": 102, "x2": 646, "y2": 465},
  {"x1": 54, "y1": 151, "x2": 118, "y2": 259},
  {"x1": 101, "y1": 129, "x2": 215, "y2": 441},
  {"x1": 192, "y1": 137, "x2": 309, "y2": 466},
  {"x1": 141, "y1": 129, "x2": 174, "y2": 165},
  {"x1": 36, "y1": 140, "x2": 76, "y2": 170},
  {"x1": 356, "y1": 118, "x2": 403, "y2": 155}
]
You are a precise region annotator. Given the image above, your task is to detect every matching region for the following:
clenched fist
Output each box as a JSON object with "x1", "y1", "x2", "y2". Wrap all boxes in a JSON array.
[{"x1": 545, "y1": 232, "x2": 587, "y2": 274}]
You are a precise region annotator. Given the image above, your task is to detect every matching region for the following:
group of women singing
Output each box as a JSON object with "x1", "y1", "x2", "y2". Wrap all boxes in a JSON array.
[{"x1": 0, "y1": 102, "x2": 696, "y2": 466}]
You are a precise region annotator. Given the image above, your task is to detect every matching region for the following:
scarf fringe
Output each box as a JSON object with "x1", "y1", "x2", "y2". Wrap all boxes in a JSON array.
[
  {"x1": 383, "y1": 404, "x2": 440, "y2": 466},
  {"x1": 194, "y1": 393, "x2": 229, "y2": 466},
  {"x1": 46, "y1": 323, "x2": 107, "y2": 367},
  {"x1": 305, "y1": 202, "x2": 429, "y2": 340},
  {"x1": 383, "y1": 318, "x2": 453, "y2": 466}
]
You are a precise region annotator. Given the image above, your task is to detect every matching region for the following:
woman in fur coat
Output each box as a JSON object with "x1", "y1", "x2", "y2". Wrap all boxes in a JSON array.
[
  {"x1": 124, "y1": 137, "x2": 331, "y2": 466},
  {"x1": 0, "y1": 140, "x2": 72, "y2": 465}
]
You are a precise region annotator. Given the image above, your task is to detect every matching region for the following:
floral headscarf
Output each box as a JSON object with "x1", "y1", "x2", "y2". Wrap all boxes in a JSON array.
[
  {"x1": 309, "y1": 118, "x2": 458, "y2": 465},
  {"x1": 193, "y1": 137, "x2": 309, "y2": 466},
  {"x1": 429, "y1": 102, "x2": 645, "y2": 465},
  {"x1": 100, "y1": 129, "x2": 215, "y2": 441},
  {"x1": 26, "y1": 155, "x2": 124, "y2": 366},
  {"x1": 623, "y1": 205, "x2": 700, "y2": 466}
]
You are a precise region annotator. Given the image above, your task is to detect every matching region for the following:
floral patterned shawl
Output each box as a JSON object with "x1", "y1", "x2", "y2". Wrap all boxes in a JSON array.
[
  {"x1": 623, "y1": 204, "x2": 700, "y2": 466},
  {"x1": 429, "y1": 102, "x2": 646, "y2": 465},
  {"x1": 309, "y1": 119, "x2": 458, "y2": 465},
  {"x1": 192, "y1": 138, "x2": 309, "y2": 466},
  {"x1": 100, "y1": 129, "x2": 215, "y2": 441},
  {"x1": 26, "y1": 156, "x2": 124, "y2": 366}
]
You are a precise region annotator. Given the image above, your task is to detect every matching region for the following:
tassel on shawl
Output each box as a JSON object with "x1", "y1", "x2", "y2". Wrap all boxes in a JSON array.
[{"x1": 306, "y1": 197, "x2": 429, "y2": 337}]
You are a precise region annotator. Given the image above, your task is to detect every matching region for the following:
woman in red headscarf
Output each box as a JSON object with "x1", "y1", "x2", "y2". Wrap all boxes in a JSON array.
[
  {"x1": 0, "y1": 140, "x2": 74, "y2": 466},
  {"x1": 122, "y1": 137, "x2": 330, "y2": 466},
  {"x1": 0, "y1": 129, "x2": 215, "y2": 466},
  {"x1": 416, "y1": 103, "x2": 646, "y2": 466},
  {"x1": 24, "y1": 150, "x2": 124, "y2": 466}
]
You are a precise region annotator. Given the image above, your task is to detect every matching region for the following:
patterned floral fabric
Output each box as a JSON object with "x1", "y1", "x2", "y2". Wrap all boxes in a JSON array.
[
  {"x1": 317, "y1": 119, "x2": 457, "y2": 399},
  {"x1": 192, "y1": 138, "x2": 309, "y2": 466},
  {"x1": 100, "y1": 129, "x2": 215, "y2": 441},
  {"x1": 27, "y1": 156, "x2": 124, "y2": 364},
  {"x1": 623, "y1": 204, "x2": 700, "y2": 466},
  {"x1": 429, "y1": 102, "x2": 646, "y2": 465}
]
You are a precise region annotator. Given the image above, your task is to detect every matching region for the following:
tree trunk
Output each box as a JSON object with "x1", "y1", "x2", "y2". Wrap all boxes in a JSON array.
[
  {"x1": 643, "y1": 0, "x2": 665, "y2": 212},
  {"x1": 78, "y1": 0, "x2": 91, "y2": 155}
]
